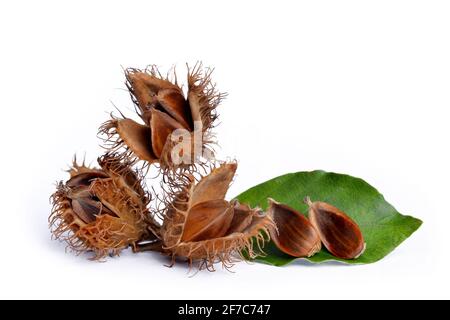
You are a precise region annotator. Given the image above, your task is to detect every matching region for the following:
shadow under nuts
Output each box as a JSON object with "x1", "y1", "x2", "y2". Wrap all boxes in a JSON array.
[
  {"x1": 99, "y1": 63, "x2": 225, "y2": 171},
  {"x1": 305, "y1": 197, "x2": 366, "y2": 259}
]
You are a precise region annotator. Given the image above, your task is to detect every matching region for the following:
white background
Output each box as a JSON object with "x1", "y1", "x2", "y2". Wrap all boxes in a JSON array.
[{"x1": 0, "y1": 0, "x2": 449, "y2": 299}]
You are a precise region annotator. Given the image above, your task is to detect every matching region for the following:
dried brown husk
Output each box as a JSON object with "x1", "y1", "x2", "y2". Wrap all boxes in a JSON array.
[
  {"x1": 49, "y1": 154, "x2": 159, "y2": 259},
  {"x1": 99, "y1": 63, "x2": 226, "y2": 173},
  {"x1": 159, "y1": 162, "x2": 275, "y2": 271}
]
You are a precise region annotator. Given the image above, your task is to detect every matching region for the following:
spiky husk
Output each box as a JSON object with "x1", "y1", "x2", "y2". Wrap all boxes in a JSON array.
[
  {"x1": 49, "y1": 154, "x2": 159, "y2": 259},
  {"x1": 98, "y1": 63, "x2": 225, "y2": 174},
  {"x1": 159, "y1": 162, "x2": 275, "y2": 271}
]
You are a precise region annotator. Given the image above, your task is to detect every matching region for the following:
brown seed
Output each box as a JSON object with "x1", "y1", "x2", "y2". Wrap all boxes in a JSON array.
[
  {"x1": 149, "y1": 108, "x2": 185, "y2": 158},
  {"x1": 182, "y1": 199, "x2": 234, "y2": 242},
  {"x1": 157, "y1": 88, "x2": 193, "y2": 130},
  {"x1": 71, "y1": 197, "x2": 103, "y2": 224},
  {"x1": 226, "y1": 201, "x2": 257, "y2": 233},
  {"x1": 305, "y1": 197, "x2": 366, "y2": 259},
  {"x1": 66, "y1": 171, "x2": 108, "y2": 188},
  {"x1": 267, "y1": 199, "x2": 321, "y2": 258}
]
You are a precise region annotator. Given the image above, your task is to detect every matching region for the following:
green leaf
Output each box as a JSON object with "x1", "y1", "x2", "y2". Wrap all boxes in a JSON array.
[{"x1": 235, "y1": 170, "x2": 422, "y2": 266}]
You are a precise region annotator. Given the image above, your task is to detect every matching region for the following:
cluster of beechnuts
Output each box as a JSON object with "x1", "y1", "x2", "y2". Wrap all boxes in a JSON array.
[{"x1": 50, "y1": 63, "x2": 365, "y2": 271}]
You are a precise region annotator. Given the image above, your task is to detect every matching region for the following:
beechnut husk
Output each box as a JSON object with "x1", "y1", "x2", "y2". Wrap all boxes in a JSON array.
[{"x1": 50, "y1": 63, "x2": 365, "y2": 271}]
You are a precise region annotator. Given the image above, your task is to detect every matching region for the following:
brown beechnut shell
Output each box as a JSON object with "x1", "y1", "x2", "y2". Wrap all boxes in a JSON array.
[
  {"x1": 160, "y1": 162, "x2": 275, "y2": 271},
  {"x1": 99, "y1": 63, "x2": 226, "y2": 170},
  {"x1": 49, "y1": 154, "x2": 159, "y2": 259},
  {"x1": 305, "y1": 197, "x2": 366, "y2": 259},
  {"x1": 267, "y1": 199, "x2": 321, "y2": 257}
]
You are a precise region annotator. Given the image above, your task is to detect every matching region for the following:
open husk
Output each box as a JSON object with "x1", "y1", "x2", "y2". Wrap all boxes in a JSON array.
[
  {"x1": 49, "y1": 154, "x2": 159, "y2": 259},
  {"x1": 159, "y1": 162, "x2": 275, "y2": 271},
  {"x1": 99, "y1": 63, "x2": 226, "y2": 172}
]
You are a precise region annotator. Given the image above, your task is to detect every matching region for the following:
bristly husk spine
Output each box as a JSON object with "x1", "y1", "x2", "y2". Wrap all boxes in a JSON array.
[
  {"x1": 187, "y1": 62, "x2": 227, "y2": 132},
  {"x1": 98, "y1": 116, "x2": 150, "y2": 168},
  {"x1": 125, "y1": 65, "x2": 180, "y2": 124}
]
